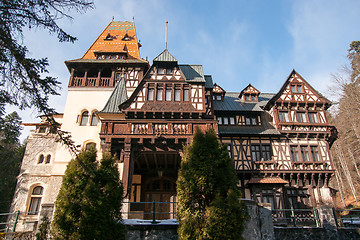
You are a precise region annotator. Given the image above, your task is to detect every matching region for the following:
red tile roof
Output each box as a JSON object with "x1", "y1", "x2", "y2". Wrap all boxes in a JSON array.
[
  {"x1": 82, "y1": 21, "x2": 141, "y2": 60},
  {"x1": 247, "y1": 177, "x2": 288, "y2": 184}
]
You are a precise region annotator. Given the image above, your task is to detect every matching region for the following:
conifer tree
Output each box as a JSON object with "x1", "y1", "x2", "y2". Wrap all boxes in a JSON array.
[
  {"x1": 52, "y1": 148, "x2": 125, "y2": 240},
  {"x1": 177, "y1": 129, "x2": 248, "y2": 240}
]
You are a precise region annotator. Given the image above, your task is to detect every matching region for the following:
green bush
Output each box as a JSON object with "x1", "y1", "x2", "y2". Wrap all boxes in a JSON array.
[
  {"x1": 52, "y1": 148, "x2": 125, "y2": 240},
  {"x1": 177, "y1": 129, "x2": 248, "y2": 240}
]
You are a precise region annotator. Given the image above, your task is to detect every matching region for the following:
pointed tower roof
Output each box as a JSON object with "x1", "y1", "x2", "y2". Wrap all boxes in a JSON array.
[
  {"x1": 82, "y1": 21, "x2": 141, "y2": 60},
  {"x1": 153, "y1": 49, "x2": 178, "y2": 63},
  {"x1": 100, "y1": 79, "x2": 128, "y2": 113}
]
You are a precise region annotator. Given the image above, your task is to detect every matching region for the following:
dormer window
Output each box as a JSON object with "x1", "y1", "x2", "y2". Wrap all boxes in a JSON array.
[
  {"x1": 212, "y1": 83, "x2": 226, "y2": 101},
  {"x1": 104, "y1": 33, "x2": 116, "y2": 41},
  {"x1": 239, "y1": 84, "x2": 260, "y2": 102},
  {"x1": 121, "y1": 33, "x2": 133, "y2": 41}
]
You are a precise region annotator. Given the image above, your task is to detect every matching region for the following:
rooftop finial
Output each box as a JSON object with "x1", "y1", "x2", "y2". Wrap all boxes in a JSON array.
[
  {"x1": 165, "y1": 21, "x2": 168, "y2": 49},
  {"x1": 112, "y1": 16, "x2": 114, "y2": 22},
  {"x1": 133, "y1": 16, "x2": 135, "y2": 22}
]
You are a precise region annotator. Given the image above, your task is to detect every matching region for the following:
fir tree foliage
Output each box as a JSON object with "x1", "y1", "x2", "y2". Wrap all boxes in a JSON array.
[
  {"x1": 52, "y1": 147, "x2": 125, "y2": 240},
  {"x1": 0, "y1": 111, "x2": 25, "y2": 218},
  {"x1": 177, "y1": 129, "x2": 248, "y2": 240}
]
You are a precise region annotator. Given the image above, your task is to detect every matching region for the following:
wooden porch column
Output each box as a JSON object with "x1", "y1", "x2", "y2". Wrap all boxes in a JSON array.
[
  {"x1": 122, "y1": 139, "x2": 133, "y2": 197},
  {"x1": 68, "y1": 68, "x2": 75, "y2": 87}
]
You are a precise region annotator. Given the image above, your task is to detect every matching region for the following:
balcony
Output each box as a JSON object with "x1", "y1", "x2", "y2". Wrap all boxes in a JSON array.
[{"x1": 69, "y1": 76, "x2": 114, "y2": 87}]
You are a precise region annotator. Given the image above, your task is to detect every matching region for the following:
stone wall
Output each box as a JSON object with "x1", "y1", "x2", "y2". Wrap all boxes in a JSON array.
[
  {"x1": 126, "y1": 225, "x2": 178, "y2": 240},
  {"x1": 274, "y1": 227, "x2": 360, "y2": 240}
]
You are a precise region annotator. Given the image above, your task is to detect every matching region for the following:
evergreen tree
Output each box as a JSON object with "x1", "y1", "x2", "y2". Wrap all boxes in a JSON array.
[
  {"x1": 52, "y1": 148, "x2": 125, "y2": 240},
  {"x1": 0, "y1": 112, "x2": 25, "y2": 218},
  {"x1": 177, "y1": 129, "x2": 248, "y2": 240}
]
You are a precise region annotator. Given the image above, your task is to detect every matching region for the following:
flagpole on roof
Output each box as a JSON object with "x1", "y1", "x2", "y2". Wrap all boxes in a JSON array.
[{"x1": 165, "y1": 21, "x2": 168, "y2": 50}]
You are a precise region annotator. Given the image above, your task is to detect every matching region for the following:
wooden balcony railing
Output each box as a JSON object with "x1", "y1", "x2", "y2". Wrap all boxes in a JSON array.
[
  {"x1": 278, "y1": 123, "x2": 336, "y2": 134},
  {"x1": 131, "y1": 123, "x2": 189, "y2": 135},
  {"x1": 69, "y1": 76, "x2": 114, "y2": 87}
]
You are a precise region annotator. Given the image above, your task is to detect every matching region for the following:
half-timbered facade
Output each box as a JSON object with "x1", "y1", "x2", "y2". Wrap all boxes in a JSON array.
[{"x1": 10, "y1": 21, "x2": 337, "y2": 231}]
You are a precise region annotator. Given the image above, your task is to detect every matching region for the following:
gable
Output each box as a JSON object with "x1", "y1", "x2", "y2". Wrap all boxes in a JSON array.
[
  {"x1": 278, "y1": 72, "x2": 326, "y2": 103},
  {"x1": 264, "y1": 70, "x2": 330, "y2": 110},
  {"x1": 213, "y1": 83, "x2": 226, "y2": 94}
]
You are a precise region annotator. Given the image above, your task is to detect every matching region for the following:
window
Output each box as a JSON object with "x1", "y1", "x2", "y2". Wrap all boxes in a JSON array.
[
  {"x1": 245, "y1": 116, "x2": 259, "y2": 125},
  {"x1": 251, "y1": 144, "x2": 272, "y2": 161},
  {"x1": 291, "y1": 145, "x2": 320, "y2": 162},
  {"x1": 300, "y1": 146, "x2": 310, "y2": 161},
  {"x1": 156, "y1": 89, "x2": 163, "y2": 101},
  {"x1": 38, "y1": 154, "x2": 44, "y2": 164},
  {"x1": 310, "y1": 146, "x2": 320, "y2": 162},
  {"x1": 230, "y1": 117, "x2": 235, "y2": 125},
  {"x1": 45, "y1": 155, "x2": 51, "y2": 164},
  {"x1": 308, "y1": 112, "x2": 319, "y2": 123},
  {"x1": 279, "y1": 111, "x2": 290, "y2": 122},
  {"x1": 183, "y1": 89, "x2": 189, "y2": 101},
  {"x1": 217, "y1": 117, "x2": 222, "y2": 125},
  {"x1": 245, "y1": 95, "x2": 250, "y2": 101},
  {"x1": 28, "y1": 186, "x2": 43, "y2": 215},
  {"x1": 90, "y1": 112, "x2": 99, "y2": 126},
  {"x1": 38, "y1": 127, "x2": 47, "y2": 133},
  {"x1": 251, "y1": 145, "x2": 261, "y2": 161},
  {"x1": 174, "y1": 89, "x2": 180, "y2": 101},
  {"x1": 223, "y1": 117, "x2": 229, "y2": 125},
  {"x1": 290, "y1": 146, "x2": 300, "y2": 162},
  {"x1": 166, "y1": 69, "x2": 172, "y2": 75},
  {"x1": 165, "y1": 89, "x2": 172, "y2": 101},
  {"x1": 148, "y1": 89, "x2": 154, "y2": 101},
  {"x1": 157, "y1": 68, "x2": 164, "y2": 74},
  {"x1": 80, "y1": 111, "x2": 89, "y2": 126},
  {"x1": 261, "y1": 190, "x2": 275, "y2": 210},
  {"x1": 216, "y1": 95, "x2": 222, "y2": 100},
  {"x1": 227, "y1": 145, "x2": 232, "y2": 157},
  {"x1": 261, "y1": 145, "x2": 272, "y2": 161},
  {"x1": 291, "y1": 85, "x2": 303, "y2": 93},
  {"x1": 85, "y1": 142, "x2": 96, "y2": 151},
  {"x1": 296, "y1": 112, "x2": 307, "y2": 123}
]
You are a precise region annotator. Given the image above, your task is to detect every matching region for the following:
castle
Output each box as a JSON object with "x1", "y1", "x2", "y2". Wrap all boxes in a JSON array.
[{"x1": 10, "y1": 21, "x2": 337, "y2": 231}]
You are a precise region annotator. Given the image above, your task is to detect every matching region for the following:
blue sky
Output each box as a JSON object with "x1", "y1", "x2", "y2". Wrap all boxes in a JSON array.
[{"x1": 7, "y1": 0, "x2": 360, "y2": 140}]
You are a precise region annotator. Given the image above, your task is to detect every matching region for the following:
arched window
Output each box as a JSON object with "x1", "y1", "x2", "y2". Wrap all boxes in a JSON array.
[
  {"x1": 85, "y1": 142, "x2": 96, "y2": 151},
  {"x1": 38, "y1": 154, "x2": 44, "y2": 164},
  {"x1": 80, "y1": 111, "x2": 89, "y2": 126},
  {"x1": 45, "y1": 155, "x2": 51, "y2": 164},
  {"x1": 28, "y1": 186, "x2": 43, "y2": 215},
  {"x1": 90, "y1": 112, "x2": 99, "y2": 126}
]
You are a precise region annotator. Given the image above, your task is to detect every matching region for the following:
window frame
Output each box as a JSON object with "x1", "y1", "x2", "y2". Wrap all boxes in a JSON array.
[
  {"x1": 27, "y1": 186, "x2": 43, "y2": 215},
  {"x1": 296, "y1": 112, "x2": 307, "y2": 123},
  {"x1": 90, "y1": 112, "x2": 99, "y2": 126},
  {"x1": 147, "y1": 88, "x2": 154, "y2": 101},
  {"x1": 245, "y1": 116, "x2": 259, "y2": 126},
  {"x1": 251, "y1": 144, "x2": 272, "y2": 161},
  {"x1": 183, "y1": 89, "x2": 189, "y2": 101},
  {"x1": 165, "y1": 89, "x2": 172, "y2": 101},
  {"x1": 279, "y1": 111, "x2": 290, "y2": 122},
  {"x1": 45, "y1": 154, "x2": 51, "y2": 164},
  {"x1": 80, "y1": 111, "x2": 89, "y2": 126},
  {"x1": 38, "y1": 154, "x2": 44, "y2": 164},
  {"x1": 156, "y1": 88, "x2": 163, "y2": 101},
  {"x1": 291, "y1": 145, "x2": 322, "y2": 162},
  {"x1": 308, "y1": 112, "x2": 319, "y2": 123}
]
